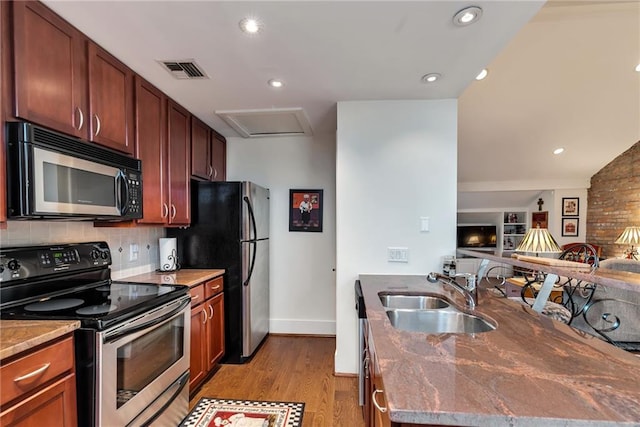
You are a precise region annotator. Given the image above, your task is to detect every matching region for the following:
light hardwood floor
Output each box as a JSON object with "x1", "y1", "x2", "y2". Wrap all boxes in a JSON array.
[{"x1": 189, "y1": 335, "x2": 365, "y2": 427}]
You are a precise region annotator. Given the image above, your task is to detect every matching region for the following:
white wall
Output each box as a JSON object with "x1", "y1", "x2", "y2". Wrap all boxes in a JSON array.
[
  {"x1": 226, "y1": 134, "x2": 337, "y2": 335},
  {"x1": 335, "y1": 100, "x2": 458, "y2": 374},
  {"x1": 0, "y1": 222, "x2": 165, "y2": 278}
]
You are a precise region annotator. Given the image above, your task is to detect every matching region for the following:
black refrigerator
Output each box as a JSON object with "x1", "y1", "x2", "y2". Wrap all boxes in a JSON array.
[{"x1": 168, "y1": 181, "x2": 269, "y2": 364}]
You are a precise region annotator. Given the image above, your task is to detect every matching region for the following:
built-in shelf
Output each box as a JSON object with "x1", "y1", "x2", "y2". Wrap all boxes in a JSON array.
[{"x1": 502, "y1": 211, "x2": 527, "y2": 253}]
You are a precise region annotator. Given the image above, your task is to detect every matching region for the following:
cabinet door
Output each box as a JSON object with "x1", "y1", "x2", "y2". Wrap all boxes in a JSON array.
[
  {"x1": 0, "y1": 373, "x2": 78, "y2": 427},
  {"x1": 211, "y1": 132, "x2": 226, "y2": 181},
  {"x1": 135, "y1": 77, "x2": 168, "y2": 224},
  {"x1": 191, "y1": 117, "x2": 211, "y2": 180},
  {"x1": 12, "y1": 0, "x2": 86, "y2": 138},
  {"x1": 0, "y1": 0, "x2": 6, "y2": 224},
  {"x1": 87, "y1": 42, "x2": 134, "y2": 154},
  {"x1": 207, "y1": 293, "x2": 225, "y2": 368},
  {"x1": 189, "y1": 304, "x2": 207, "y2": 392},
  {"x1": 167, "y1": 101, "x2": 191, "y2": 225}
]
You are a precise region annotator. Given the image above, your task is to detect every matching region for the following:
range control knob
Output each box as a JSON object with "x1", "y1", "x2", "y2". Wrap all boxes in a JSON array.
[
  {"x1": 100, "y1": 251, "x2": 109, "y2": 260},
  {"x1": 90, "y1": 250, "x2": 100, "y2": 260},
  {"x1": 7, "y1": 259, "x2": 21, "y2": 271},
  {"x1": 0, "y1": 265, "x2": 4, "y2": 273}
]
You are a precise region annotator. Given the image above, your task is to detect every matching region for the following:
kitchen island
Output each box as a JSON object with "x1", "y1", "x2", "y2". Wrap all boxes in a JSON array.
[{"x1": 360, "y1": 274, "x2": 640, "y2": 426}]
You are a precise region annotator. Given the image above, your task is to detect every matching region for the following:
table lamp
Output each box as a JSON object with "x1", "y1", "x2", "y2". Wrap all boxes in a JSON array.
[
  {"x1": 615, "y1": 226, "x2": 640, "y2": 260},
  {"x1": 515, "y1": 226, "x2": 562, "y2": 255},
  {"x1": 514, "y1": 226, "x2": 562, "y2": 291}
]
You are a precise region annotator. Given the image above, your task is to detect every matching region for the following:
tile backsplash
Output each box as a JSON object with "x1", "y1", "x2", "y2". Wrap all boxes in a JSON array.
[{"x1": 0, "y1": 221, "x2": 165, "y2": 279}]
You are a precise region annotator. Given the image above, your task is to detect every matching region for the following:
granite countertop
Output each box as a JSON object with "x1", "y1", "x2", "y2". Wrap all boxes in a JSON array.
[
  {"x1": 121, "y1": 269, "x2": 225, "y2": 287},
  {"x1": 360, "y1": 274, "x2": 640, "y2": 426},
  {"x1": 0, "y1": 320, "x2": 80, "y2": 361}
]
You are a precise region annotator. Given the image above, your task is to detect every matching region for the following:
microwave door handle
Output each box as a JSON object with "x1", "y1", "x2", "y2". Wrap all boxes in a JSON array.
[{"x1": 116, "y1": 171, "x2": 130, "y2": 215}]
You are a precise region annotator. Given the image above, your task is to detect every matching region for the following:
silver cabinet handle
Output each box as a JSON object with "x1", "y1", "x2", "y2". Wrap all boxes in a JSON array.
[
  {"x1": 14, "y1": 363, "x2": 51, "y2": 382},
  {"x1": 210, "y1": 285, "x2": 221, "y2": 292},
  {"x1": 208, "y1": 165, "x2": 213, "y2": 178},
  {"x1": 190, "y1": 294, "x2": 199, "y2": 301},
  {"x1": 94, "y1": 114, "x2": 102, "y2": 137},
  {"x1": 162, "y1": 203, "x2": 169, "y2": 218},
  {"x1": 213, "y1": 167, "x2": 218, "y2": 180},
  {"x1": 201, "y1": 309, "x2": 207, "y2": 324},
  {"x1": 372, "y1": 389, "x2": 387, "y2": 413},
  {"x1": 76, "y1": 107, "x2": 84, "y2": 130},
  {"x1": 208, "y1": 304, "x2": 214, "y2": 319},
  {"x1": 170, "y1": 204, "x2": 177, "y2": 219}
]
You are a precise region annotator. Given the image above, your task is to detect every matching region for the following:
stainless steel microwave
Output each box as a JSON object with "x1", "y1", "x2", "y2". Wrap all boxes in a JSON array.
[{"x1": 6, "y1": 122, "x2": 143, "y2": 220}]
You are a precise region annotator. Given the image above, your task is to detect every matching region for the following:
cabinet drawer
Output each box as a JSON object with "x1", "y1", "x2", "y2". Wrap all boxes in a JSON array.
[
  {"x1": 189, "y1": 283, "x2": 205, "y2": 307},
  {"x1": 0, "y1": 336, "x2": 74, "y2": 407},
  {"x1": 204, "y1": 276, "x2": 224, "y2": 299}
]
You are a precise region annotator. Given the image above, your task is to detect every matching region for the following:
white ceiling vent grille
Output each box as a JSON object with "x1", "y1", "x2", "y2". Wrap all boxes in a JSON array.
[
  {"x1": 215, "y1": 108, "x2": 313, "y2": 138},
  {"x1": 158, "y1": 59, "x2": 209, "y2": 79}
]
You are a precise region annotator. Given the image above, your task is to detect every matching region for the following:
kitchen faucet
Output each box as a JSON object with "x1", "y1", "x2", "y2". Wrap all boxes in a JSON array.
[{"x1": 427, "y1": 272, "x2": 477, "y2": 310}]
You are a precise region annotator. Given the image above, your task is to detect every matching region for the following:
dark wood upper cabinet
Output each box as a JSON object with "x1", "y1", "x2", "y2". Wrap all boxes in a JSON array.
[
  {"x1": 0, "y1": 1, "x2": 6, "y2": 224},
  {"x1": 167, "y1": 100, "x2": 191, "y2": 225},
  {"x1": 11, "y1": 1, "x2": 134, "y2": 155},
  {"x1": 211, "y1": 132, "x2": 226, "y2": 182},
  {"x1": 191, "y1": 119, "x2": 227, "y2": 182},
  {"x1": 191, "y1": 117, "x2": 211, "y2": 180},
  {"x1": 87, "y1": 43, "x2": 134, "y2": 155},
  {"x1": 12, "y1": 0, "x2": 86, "y2": 138},
  {"x1": 135, "y1": 77, "x2": 168, "y2": 224}
]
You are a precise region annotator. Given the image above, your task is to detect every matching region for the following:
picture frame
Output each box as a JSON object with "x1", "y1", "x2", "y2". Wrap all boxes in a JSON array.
[
  {"x1": 562, "y1": 197, "x2": 579, "y2": 216},
  {"x1": 289, "y1": 189, "x2": 323, "y2": 232},
  {"x1": 562, "y1": 218, "x2": 579, "y2": 237},
  {"x1": 531, "y1": 211, "x2": 548, "y2": 229}
]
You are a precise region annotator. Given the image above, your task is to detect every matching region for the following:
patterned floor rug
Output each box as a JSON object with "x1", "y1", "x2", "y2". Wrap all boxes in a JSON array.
[{"x1": 180, "y1": 398, "x2": 305, "y2": 427}]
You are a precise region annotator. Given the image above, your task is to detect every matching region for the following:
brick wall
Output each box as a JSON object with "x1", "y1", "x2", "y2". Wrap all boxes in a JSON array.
[{"x1": 587, "y1": 141, "x2": 640, "y2": 258}]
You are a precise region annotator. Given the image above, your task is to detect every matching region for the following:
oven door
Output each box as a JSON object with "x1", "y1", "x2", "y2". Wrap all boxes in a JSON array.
[{"x1": 96, "y1": 295, "x2": 190, "y2": 427}]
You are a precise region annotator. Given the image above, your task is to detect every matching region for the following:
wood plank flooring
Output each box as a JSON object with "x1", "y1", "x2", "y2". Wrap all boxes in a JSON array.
[{"x1": 189, "y1": 335, "x2": 365, "y2": 427}]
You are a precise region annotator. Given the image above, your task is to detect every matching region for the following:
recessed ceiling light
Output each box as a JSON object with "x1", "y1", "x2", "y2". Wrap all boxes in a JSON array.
[
  {"x1": 635, "y1": 63, "x2": 640, "y2": 72},
  {"x1": 553, "y1": 148, "x2": 564, "y2": 155},
  {"x1": 453, "y1": 6, "x2": 483, "y2": 26},
  {"x1": 475, "y1": 69, "x2": 488, "y2": 80},
  {"x1": 239, "y1": 18, "x2": 260, "y2": 34},
  {"x1": 421, "y1": 73, "x2": 441, "y2": 83},
  {"x1": 268, "y1": 79, "x2": 284, "y2": 88}
]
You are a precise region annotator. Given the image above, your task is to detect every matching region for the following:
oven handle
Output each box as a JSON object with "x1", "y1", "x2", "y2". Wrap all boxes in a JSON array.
[{"x1": 104, "y1": 298, "x2": 190, "y2": 344}]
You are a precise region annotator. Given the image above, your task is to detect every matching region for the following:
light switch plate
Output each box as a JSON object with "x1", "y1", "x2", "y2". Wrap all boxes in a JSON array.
[
  {"x1": 420, "y1": 216, "x2": 430, "y2": 232},
  {"x1": 388, "y1": 247, "x2": 409, "y2": 263},
  {"x1": 129, "y1": 244, "x2": 139, "y2": 262}
]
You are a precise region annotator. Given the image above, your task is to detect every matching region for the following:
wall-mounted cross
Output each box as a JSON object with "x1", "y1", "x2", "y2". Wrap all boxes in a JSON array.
[{"x1": 537, "y1": 198, "x2": 544, "y2": 211}]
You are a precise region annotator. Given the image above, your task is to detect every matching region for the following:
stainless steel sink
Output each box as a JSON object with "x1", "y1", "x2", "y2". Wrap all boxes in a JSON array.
[
  {"x1": 385, "y1": 308, "x2": 497, "y2": 334},
  {"x1": 378, "y1": 292, "x2": 450, "y2": 310}
]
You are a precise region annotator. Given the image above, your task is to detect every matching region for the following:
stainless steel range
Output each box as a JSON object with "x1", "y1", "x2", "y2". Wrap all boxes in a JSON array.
[{"x1": 0, "y1": 242, "x2": 191, "y2": 427}]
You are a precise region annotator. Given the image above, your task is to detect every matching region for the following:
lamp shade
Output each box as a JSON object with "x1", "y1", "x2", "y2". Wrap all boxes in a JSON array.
[
  {"x1": 515, "y1": 227, "x2": 562, "y2": 253},
  {"x1": 615, "y1": 226, "x2": 640, "y2": 245}
]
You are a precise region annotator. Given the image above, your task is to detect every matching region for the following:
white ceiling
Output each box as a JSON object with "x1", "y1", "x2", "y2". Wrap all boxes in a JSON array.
[{"x1": 42, "y1": 0, "x2": 639, "y2": 197}]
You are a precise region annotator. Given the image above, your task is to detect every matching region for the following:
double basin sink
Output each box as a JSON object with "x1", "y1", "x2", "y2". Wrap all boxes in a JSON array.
[{"x1": 379, "y1": 292, "x2": 497, "y2": 334}]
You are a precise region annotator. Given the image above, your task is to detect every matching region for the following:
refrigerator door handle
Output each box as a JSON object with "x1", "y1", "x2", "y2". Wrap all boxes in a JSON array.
[
  {"x1": 243, "y1": 196, "x2": 258, "y2": 242},
  {"x1": 244, "y1": 241, "x2": 257, "y2": 287}
]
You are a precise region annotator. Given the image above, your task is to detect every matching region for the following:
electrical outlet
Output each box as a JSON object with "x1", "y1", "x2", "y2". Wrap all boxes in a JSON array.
[
  {"x1": 129, "y1": 244, "x2": 139, "y2": 262},
  {"x1": 388, "y1": 247, "x2": 409, "y2": 263}
]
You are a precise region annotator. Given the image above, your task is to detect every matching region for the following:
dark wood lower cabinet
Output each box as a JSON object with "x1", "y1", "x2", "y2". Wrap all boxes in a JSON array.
[
  {"x1": 189, "y1": 276, "x2": 225, "y2": 394},
  {"x1": 0, "y1": 335, "x2": 77, "y2": 427},
  {"x1": 0, "y1": 373, "x2": 77, "y2": 426}
]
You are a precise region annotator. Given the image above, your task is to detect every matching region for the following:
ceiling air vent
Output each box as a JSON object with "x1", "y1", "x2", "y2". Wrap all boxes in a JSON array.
[
  {"x1": 158, "y1": 59, "x2": 209, "y2": 79},
  {"x1": 215, "y1": 108, "x2": 313, "y2": 138}
]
